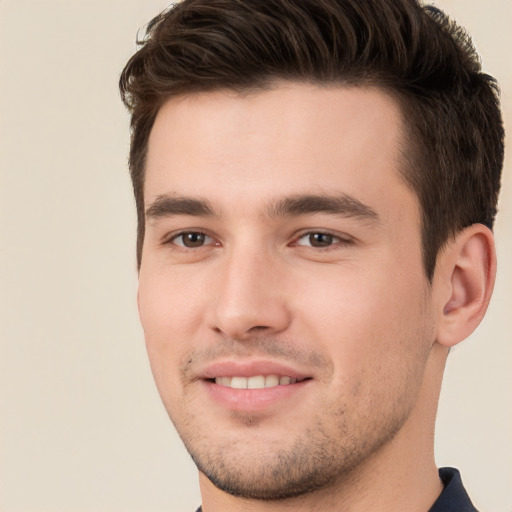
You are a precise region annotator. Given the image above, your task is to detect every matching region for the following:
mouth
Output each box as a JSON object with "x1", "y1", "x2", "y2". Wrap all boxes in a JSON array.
[
  {"x1": 210, "y1": 375, "x2": 309, "y2": 389},
  {"x1": 199, "y1": 361, "x2": 313, "y2": 412}
]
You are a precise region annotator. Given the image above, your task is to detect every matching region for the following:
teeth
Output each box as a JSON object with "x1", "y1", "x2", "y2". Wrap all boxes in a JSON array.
[
  {"x1": 230, "y1": 376, "x2": 248, "y2": 389},
  {"x1": 214, "y1": 375, "x2": 302, "y2": 389},
  {"x1": 247, "y1": 375, "x2": 265, "y2": 389},
  {"x1": 265, "y1": 375, "x2": 279, "y2": 387}
]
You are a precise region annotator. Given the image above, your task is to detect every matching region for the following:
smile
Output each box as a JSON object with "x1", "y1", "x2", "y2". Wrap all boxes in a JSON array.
[
  {"x1": 201, "y1": 363, "x2": 313, "y2": 411},
  {"x1": 214, "y1": 375, "x2": 305, "y2": 389}
]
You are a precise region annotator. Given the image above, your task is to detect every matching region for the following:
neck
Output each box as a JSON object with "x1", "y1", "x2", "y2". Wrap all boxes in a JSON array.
[{"x1": 198, "y1": 343, "x2": 448, "y2": 512}]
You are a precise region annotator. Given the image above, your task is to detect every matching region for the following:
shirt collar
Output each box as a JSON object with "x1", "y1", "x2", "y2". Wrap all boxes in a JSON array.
[{"x1": 428, "y1": 467, "x2": 478, "y2": 511}]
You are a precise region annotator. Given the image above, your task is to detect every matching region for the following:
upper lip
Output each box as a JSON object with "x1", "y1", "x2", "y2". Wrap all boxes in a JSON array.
[{"x1": 199, "y1": 360, "x2": 312, "y2": 380}]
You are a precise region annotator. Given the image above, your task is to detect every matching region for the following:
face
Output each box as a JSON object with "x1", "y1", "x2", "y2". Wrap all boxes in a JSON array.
[{"x1": 139, "y1": 84, "x2": 437, "y2": 499}]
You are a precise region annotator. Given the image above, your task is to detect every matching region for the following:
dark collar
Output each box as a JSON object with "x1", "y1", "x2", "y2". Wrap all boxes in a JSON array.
[
  {"x1": 196, "y1": 467, "x2": 478, "y2": 512},
  {"x1": 429, "y1": 467, "x2": 478, "y2": 511}
]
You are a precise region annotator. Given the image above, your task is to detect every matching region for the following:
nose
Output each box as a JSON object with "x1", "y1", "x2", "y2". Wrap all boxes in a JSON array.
[{"x1": 207, "y1": 247, "x2": 292, "y2": 340}]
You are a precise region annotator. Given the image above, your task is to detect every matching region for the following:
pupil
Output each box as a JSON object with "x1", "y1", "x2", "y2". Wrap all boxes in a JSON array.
[
  {"x1": 310, "y1": 233, "x2": 332, "y2": 247},
  {"x1": 184, "y1": 233, "x2": 204, "y2": 247}
]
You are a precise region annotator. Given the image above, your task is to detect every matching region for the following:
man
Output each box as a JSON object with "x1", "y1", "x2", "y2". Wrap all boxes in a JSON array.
[{"x1": 119, "y1": 0, "x2": 504, "y2": 510}]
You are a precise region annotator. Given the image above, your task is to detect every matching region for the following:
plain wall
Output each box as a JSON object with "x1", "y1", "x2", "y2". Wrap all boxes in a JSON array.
[{"x1": 0, "y1": 1, "x2": 510, "y2": 510}]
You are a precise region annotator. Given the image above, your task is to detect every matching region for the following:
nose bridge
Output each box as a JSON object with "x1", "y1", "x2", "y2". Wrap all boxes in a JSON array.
[{"x1": 209, "y1": 240, "x2": 290, "y2": 339}]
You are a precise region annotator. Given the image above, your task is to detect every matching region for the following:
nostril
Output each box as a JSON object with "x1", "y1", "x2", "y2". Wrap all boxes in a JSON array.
[{"x1": 249, "y1": 325, "x2": 271, "y2": 332}]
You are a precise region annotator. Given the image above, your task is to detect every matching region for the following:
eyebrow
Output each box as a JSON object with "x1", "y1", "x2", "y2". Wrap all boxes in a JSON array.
[
  {"x1": 266, "y1": 194, "x2": 378, "y2": 222},
  {"x1": 145, "y1": 192, "x2": 378, "y2": 223},
  {"x1": 145, "y1": 195, "x2": 215, "y2": 219}
]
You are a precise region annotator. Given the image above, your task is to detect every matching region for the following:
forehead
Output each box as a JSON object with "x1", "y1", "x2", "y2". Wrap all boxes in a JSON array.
[{"x1": 145, "y1": 83, "x2": 413, "y2": 220}]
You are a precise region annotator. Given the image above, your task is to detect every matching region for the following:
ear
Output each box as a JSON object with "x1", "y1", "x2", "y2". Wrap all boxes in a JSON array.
[{"x1": 435, "y1": 224, "x2": 496, "y2": 348}]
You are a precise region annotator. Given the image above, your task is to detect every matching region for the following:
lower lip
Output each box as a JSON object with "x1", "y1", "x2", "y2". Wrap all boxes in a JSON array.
[{"x1": 202, "y1": 379, "x2": 311, "y2": 412}]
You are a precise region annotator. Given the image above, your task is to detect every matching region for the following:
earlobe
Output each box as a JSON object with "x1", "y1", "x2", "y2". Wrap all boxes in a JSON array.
[{"x1": 436, "y1": 224, "x2": 496, "y2": 348}]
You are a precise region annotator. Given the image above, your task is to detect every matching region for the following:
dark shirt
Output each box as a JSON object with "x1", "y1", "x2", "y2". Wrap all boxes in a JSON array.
[
  {"x1": 429, "y1": 467, "x2": 478, "y2": 511},
  {"x1": 195, "y1": 467, "x2": 477, "y2": 512}
]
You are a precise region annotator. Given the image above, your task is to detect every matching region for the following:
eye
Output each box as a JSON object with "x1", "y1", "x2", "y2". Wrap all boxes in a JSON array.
[
  {"x1": 295, "y1": 232, "x2": 348, "y2": 248},
  {"x1": 171, "y1": 231, "x2": 215, "y2": 248}
]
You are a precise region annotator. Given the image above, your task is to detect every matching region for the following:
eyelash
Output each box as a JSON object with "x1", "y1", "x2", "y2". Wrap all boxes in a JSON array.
[
  {"x1": 164, "y1": 229, "x2": 353, "y2": 251},
  {"x1": 165, "y1": 230, "x2": 216, "y2": 249},
  {"x1": 292, "y1": 231, "x2": 353, "y2": 250}
]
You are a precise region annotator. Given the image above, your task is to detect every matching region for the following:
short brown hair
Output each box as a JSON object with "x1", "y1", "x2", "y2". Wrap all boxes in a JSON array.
[{"x1": 120, "y1": 0, "x2": 504, "y2": 279}]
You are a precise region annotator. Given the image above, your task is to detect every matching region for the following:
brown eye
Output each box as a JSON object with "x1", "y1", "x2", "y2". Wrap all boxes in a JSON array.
[
  {"x1": 308, "y1": 233, "x2": 334, "y2": 247},
  {"x1": 296, "y1": 232, "x2": 336, "y2": 248},
  {"x1": 295, "y1": 231, "x2": 352, "y2": 249},
  {"x1": 173, "y1": 232, "x2": 213, "y2": 248}
]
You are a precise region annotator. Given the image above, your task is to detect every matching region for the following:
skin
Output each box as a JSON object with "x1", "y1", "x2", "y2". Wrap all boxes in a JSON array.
[{"x1": 138, "y1": 83, "x2": 496, "y2": 511}]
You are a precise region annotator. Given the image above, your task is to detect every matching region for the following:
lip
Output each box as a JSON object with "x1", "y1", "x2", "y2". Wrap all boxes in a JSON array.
[
  {"x1": 198, "y1": 359, "x2": 313, "y2": 413},
  {"x1": 199, "y1": 359, "x2": 311, "y2": 380}
]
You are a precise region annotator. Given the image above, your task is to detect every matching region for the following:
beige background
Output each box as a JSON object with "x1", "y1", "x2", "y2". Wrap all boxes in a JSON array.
[{"x1": 0, "y1": 1, "x2": 510, "y2": 511}]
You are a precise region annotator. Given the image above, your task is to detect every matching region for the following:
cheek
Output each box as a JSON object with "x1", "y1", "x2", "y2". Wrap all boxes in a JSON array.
[
  {"x1": 302, "y1": 271, "x2": 433, "y2": 435},
  {"x1": 137, "y1": 265, "x2": 206, "y2": 396},
  {"x1": 297, "y1": 258, "x2": 433, "y2": 383},
  {"x1": 138, "y1": 263, "x2": 205, "y2": 339}
]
